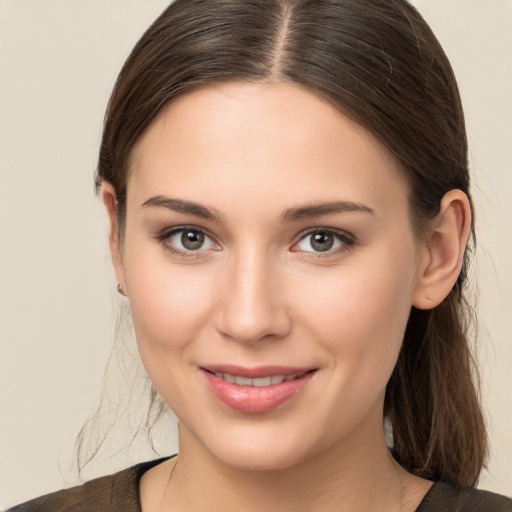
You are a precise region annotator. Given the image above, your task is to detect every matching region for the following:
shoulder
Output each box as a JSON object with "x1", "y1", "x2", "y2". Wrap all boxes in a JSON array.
[
  {"x1": 417, "y1": 481, "x2": 512, "y2": 512},
  {"x1": 5, "y1": 458, "x2": 170, "y2": 512}
]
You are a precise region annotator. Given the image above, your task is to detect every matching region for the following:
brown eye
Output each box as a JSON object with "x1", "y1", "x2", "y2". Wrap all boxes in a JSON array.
[
  {"x1": 310, "y1": 232, "x2": 334, "y2": 252},
  {"x1": 159, "y1": 227, "x2": 218, "y2": 255},
  {"x1": 181, "y1": 230, "x2": 205, "y2": 250},
  {"x1": 294, "y1": 229, "x2": 353, "y2": 255}
]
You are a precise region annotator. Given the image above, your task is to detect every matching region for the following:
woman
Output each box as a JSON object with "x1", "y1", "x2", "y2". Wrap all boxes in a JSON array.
[{"x1": 8, "y1": 0, "x2": 512, "y2": 510}]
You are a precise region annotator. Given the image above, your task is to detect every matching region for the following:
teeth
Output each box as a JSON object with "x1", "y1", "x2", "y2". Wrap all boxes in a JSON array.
[
  {"x1": 224, "y1": 373, "x2": 236, "y2": 384},
  {"x1": 271, "y1": 375, "x2": 285, "y2": 385},
  {"x1": 252, "y1": 377, "x2": 272, "y2": 387},
  {"x1": 213, "y1": 372, "x2": 302, "y2": 387}
]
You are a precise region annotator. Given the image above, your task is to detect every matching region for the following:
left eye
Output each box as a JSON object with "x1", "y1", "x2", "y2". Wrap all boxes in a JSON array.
[
  {"x1": 295, "y1": 230, "x2": 351, "y2": 253},
  {"x1": 161, "y1": 228, "x2": 218, "y2": 253}
]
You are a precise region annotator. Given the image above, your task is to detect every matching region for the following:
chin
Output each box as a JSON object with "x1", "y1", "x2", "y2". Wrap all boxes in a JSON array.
[
  {"x1": 196, "y1": 424, "x2": 319, "y2": 472},
  {"x1": 213, "y1": 445, "x2": 307, "y2": 472}
]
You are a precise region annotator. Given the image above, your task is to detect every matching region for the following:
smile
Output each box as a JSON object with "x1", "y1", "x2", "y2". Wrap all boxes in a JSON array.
[
  {"x1": 211, "y1": 372, "x2": 307, "y2": 387},
  {"x1": 202, "y1": 367, "x2": 317, "y2": 413}
]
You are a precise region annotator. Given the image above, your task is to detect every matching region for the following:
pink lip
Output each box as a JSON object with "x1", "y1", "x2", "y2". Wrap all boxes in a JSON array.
[{"x1": 201, "y1": 366, "x2": 316, "y2": 414}]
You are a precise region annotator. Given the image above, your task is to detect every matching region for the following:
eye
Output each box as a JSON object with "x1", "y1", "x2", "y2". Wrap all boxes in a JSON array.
[
  {"x1": 157, "y1": 227, "x2": 219, "y2": 256},
  {"x1": 293, "y1": 229, "x2": 354, "y2": 254}
]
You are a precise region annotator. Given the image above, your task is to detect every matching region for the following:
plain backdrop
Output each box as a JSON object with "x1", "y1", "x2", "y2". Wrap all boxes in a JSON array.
[{"x1": 1, "y1": 0, "x2": 511, "y2": 507}]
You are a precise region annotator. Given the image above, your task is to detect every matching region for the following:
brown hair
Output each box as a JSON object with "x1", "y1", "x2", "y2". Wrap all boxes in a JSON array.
[{"x1": 91, "y1": 0, "x2": 487, "y2": 486}]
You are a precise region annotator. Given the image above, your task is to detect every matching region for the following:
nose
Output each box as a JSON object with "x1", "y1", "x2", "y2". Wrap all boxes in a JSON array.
[{"x1": 215, "y1": 251, "x2": 292, "y2": 344}]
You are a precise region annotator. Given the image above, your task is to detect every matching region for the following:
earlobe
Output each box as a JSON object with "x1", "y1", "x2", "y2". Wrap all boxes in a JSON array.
[
  {"x1": 100, "y1": 182, "x2": 127, "y2": 293},
  {"x1": 412, "y1": 189, "x2": 472, "y2": 310}
]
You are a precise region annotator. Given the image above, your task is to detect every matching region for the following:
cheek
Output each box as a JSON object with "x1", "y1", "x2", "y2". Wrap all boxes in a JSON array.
[
  {"x1": 294, "y1": 253, "x2": 416, "y2": 379},
  {"x1": 123, "y1": 243, "x2": 217, "y2": 361},
  {"x1": 124, "y1": 259, "x2": 219, "y2": 411}
]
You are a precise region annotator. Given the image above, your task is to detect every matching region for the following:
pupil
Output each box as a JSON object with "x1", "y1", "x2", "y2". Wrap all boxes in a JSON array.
[
  {"x1": 311, "y1": 232, "x2": 333, "y2": 252},
  {"x1": 182, "y1": 230, "x2": 204, "y2": 250}
]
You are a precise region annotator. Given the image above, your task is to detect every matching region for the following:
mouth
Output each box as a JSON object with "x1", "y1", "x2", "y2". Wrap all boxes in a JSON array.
[
  {"x1": 201, "y1": 366, "x2": 317, "y2": 413},
  {"x1": 205, "y1": 370, "x2": 312, "y2": 387}
]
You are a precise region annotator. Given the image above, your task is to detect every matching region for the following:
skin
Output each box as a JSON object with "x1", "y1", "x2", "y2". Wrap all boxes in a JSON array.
[{"x1": 102, "y1": 82, "x2": 471, "y2": 512}]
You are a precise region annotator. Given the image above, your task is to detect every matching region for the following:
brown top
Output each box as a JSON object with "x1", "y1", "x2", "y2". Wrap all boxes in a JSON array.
[{"x1": 7, "y1": 457, "x2": 512, "y2": 512}]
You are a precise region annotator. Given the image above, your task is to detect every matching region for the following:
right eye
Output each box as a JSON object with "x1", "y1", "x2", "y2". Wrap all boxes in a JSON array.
[{"x1": 157, "y1": 227, "x2": 219, "y2": 257}]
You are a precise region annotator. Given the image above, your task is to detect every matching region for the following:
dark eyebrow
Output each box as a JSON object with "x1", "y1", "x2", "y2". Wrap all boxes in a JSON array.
[
  {"x1": 280, "y1": 201, "x2": 374, "y2": 222},
  {"x1": 140, "y1": 196, "x2": 224, "y2": 222},
  {"x1": 141, "y1": 196, "x2": 373, "y2": 224}
]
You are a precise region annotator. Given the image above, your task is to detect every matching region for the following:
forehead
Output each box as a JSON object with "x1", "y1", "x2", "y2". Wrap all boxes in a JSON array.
[{"x1": 128, "y1": 82, "x2": 409, "y2": 215}]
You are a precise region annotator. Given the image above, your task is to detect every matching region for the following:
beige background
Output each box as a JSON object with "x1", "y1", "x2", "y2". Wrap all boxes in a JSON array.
[{"x1": 0, "y1": 0, "x2": 510, "y2": 507}]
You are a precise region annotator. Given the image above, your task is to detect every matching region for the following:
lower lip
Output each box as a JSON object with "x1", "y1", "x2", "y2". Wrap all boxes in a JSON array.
[{"x1": 202, "y1": 370, "x2": 316, "y2": 413}]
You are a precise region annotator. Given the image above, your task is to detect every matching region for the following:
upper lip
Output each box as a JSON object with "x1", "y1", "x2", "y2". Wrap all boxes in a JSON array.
[{"x1": 201, "y1": 365, "x2": 316, "y2": 378}]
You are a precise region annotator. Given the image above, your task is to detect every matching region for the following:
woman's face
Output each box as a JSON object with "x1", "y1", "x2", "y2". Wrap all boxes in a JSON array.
[{"x1": 109, "y1": 82, "x2": 428, "y2": 470}]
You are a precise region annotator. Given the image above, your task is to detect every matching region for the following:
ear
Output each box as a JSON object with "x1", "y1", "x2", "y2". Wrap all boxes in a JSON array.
[
  {"x1": 412, "y1": 189, "x2": 472, "y2": 310},
  {"x1": 100, "y1": 182, "x2": 127, "y2": 294}
]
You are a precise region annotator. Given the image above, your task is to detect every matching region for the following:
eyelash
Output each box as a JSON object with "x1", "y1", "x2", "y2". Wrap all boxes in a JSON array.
[{"x1": 154, "y1": 226, "x2": 356, "y2": 258}]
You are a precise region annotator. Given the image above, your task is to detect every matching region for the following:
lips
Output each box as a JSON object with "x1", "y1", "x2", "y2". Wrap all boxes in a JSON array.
[{"x1": 201, "y1": 365, "x2": 316, "y2": 413}]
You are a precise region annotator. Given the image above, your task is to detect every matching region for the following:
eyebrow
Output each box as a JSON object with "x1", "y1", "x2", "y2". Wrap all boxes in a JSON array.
[
  {"x1": 140, "y1": 196, "x2": 374, "y2": 223},
  {"x1": 280, "y1": 201, "x2": 374, "y2": 222},
  {"x1": 140, "y1": 196, "x2": 225, "y2": 222}
]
